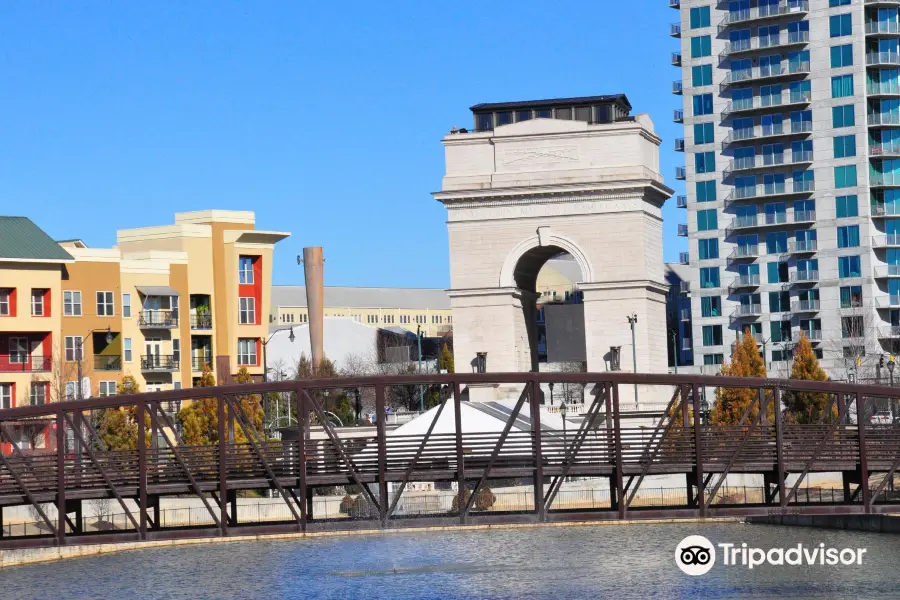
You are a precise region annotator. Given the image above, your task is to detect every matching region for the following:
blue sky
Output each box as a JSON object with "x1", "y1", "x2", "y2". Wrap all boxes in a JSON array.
[{"x1": 0, "y1": 1, "x2": 686, "y2": 288}]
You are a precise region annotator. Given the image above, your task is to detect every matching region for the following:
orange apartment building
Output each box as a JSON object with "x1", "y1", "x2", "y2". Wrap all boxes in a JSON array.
[{"x1": 0, "y1": 211, "x2": 288, "y2": 427}]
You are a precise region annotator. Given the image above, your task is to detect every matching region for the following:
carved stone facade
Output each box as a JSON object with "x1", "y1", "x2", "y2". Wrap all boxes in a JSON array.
[{"x1": 435, "y1": 114, "x2": 673, "y2": 391}]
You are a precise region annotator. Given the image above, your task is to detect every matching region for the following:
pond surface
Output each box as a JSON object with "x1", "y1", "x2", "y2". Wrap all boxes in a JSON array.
[{"x1": 3, "y1": 523, "x2": 899, "y2": 599}]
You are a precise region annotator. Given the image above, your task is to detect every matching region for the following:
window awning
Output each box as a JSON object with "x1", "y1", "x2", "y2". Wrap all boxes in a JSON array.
[{"x1": 135, "y1": 286, "x2": 181, "y2": 297}]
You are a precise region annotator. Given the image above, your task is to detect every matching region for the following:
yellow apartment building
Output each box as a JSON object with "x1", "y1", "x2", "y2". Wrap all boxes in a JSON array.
[{"x1": 0, "y1": 211, "x2": 287, "y2": 416}]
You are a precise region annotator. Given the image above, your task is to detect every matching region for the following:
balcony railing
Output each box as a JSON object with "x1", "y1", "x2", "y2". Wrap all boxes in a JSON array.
[
  {"x1": 669, "y1": 0, "x2": 680, "y2": 8},
  {"x1": 725, "y1": 212, "x2": 789, "y2": 235},
  {"x1": 724, "y1": 150, "x2": 813, "y2": 175},
  {"x1": 718, "y1": 1, "x2": 810, "y2": 34},
  {"x1": 679, "y1": 252, "x2": 690, "y2": 265},
  {"x1": 680, "y1": 308, "x2": 690, "y2": 322},
  {"x1": 190, "y1": 313, "x2": 213, "y2": 330},
  {"x1": 140, "y1": 355, "x2": 180, "y2": 372},
  {"x1": 675, "y1": 166, "x2": 686, "y2": 180},
  {"x1": 868, "y1": 111, "x2": 900, "y2": 126},
  {"x1": 794, "y1": 209, "x2": 816, "y2": 223},
  {"x1": 879, "y1": 326, "x2": 900, "y2": 339},
  {"x1": 874, "y1": 234, "x2": 900, "y2": 247},
  {"x1": 191, "y1": 356, "x2": 213, "y2": 372},
  {"x1": 679, "y1": 281, "x2": 690, "y2": 295},
  {"x1": 867, "y1": 51, "x2": 900, "y2": 66},
  {"x1": 727, "y1": 244, "x2": 759, "y2": 261},
  {"x1": 871, "y1": 174, "x2": 900, "y2": 187},
  {"x1": 722, "y1": 119, "x2": 812, "y2": 145},
  {"x1": 677, "y1": 223, "x2": 689, "y2": 236},
  {"x1": 681, "y1": 338, "x2": 692, "y2": 351},
  {"x1": 791, "y1": 270, "x2": 819, "y2": 283},
  {"x1": 671, "y1": 23, "x2": 681, "y2": 37},
  {"x1": 877, "y1": 294, "x2": 900, "y2": 308},
  {"x1": 0, "y1": 355, "x2": 51, "y2": 373},
  {"x1": 791, "y1": 299, "x2": 820, "y2": 313},
  {"x1": 875, "y1": 264, "x2": 900, "y2": 278},
  {"x1": 728, "y1": 274, "x2": 761, "y2": 292},
  {"x1": 794, "y1": 330, "x2": 823, "y2": 342},
  {"x1": 676, "y1": 195, "x2": 687, "y2": 208},
  {"x1": 674, "y1": 137, "x2": 685, "y2": 151},
  {"x1": 673, "y1": 109, "x2": 684, "y2": 123},
  {"x1": 94, "y1": 355, "x2": 122, "y2": 371},
  {"x1": 672, "y1": 80, "x2": 683, "y2": 95},
  {"x1": 719, "y1": 30, "x2": 809, "y2": 60},
  {"x1": 731, "y1": 304, "x2": 762, "y2": 320},
  {"x1": 869, "y1": 143, "x2": 900, "y2": 157},
  {"x1": 672, "y1": 52, "x2": 682, "y2": 67},
  {"x1": 867, "y1": 83, "x2": 900, "y2": 96},
  {"x1": 787, "y1": 239, "x2": 817, "y2": 253},
  {"x1": 866, "y1": 20, "x2": 900, "y2": 35},
  {"x1": 719, "y1": 62, "x2": 810, "y2": 92},
  {"x1": 139, "y1": 310, "x2": 179, "y2": 328},
  {"x1": 721, "y1": 90, "x2": 811, "y2": 118}
]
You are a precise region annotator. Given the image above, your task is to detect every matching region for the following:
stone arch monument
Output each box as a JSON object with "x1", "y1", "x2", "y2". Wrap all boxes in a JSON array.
[{"x1": 434, "y1": 96, "x2": 673, "y2": 386}]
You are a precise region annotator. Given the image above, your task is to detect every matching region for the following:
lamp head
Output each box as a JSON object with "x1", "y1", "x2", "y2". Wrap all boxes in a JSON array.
[
  {"x1": 105, "y1": 327, "x2": 113, "y2": 344},
  {"x1": 559, "y1": 402, "x2": 567, "y2": 417},
  {"x1": 288, "y1": 327, "x2": 295, "y2": 343}
]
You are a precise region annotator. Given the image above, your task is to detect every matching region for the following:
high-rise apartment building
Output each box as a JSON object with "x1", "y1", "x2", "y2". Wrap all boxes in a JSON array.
[{"x1": 671, "y1": 0, "x2": 900, "y2": 378}]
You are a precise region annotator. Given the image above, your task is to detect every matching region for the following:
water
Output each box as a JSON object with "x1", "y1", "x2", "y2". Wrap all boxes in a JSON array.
[{"x1": 2, "y1": 523, "x2": 899, "y2": 599}]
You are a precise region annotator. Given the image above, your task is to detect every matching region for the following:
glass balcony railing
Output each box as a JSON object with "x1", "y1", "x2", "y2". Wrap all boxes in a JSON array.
[
  {"x1": 674, "y1": 109, "x2": 684, "y2": 123},
  {"x1": 787, "y1": 239, "x2": 817, "y2": 253},
  {"x1": 675, "y1": 166, "x2": 686, "y2": 180},
  {"x1": 679, "y1": 281, "x2": 690, "y2": 294},
  {"x1": 794, "y1": 330, "x2": 823, "y2": 342},
  {"x1": 720, "y1": 62, "x2": 810, "y2": 92},
  {"x1": 722, "y1": 119, "x2": 811, "y2": 145},
  {"x1": 867, "y1": 51, "x2": 900, "y2": 66},
  {"x1": 677, "y1": 223, "x2": 689, "y2": 236},
  {"x1": 866, "y1": 20, "x2": 900, "y2": 35},
  {"x1": 794, "y1": 209, "x2": 816, "y2": 223},
  {"x1": 731, "y1": 304, "x2": 763, "y2": 320},
  {"x1": 673, "y1": 80, "x2": 683, "y2": 94},
  {"x1": 674, "y1": 138, "x2": 685, "y2": 151},
  {"x1": 727, "y1": 244, "x2": 759, "y2": 261},
  {"x1": 868, "y1": 111, "x2": 900, "y2": 126},
  {"x1": 874, "y1": 234, "x2": 900, "y2": 247},
  {"x1": 791, "y1": 270, "x2": 819, "y2": 283},
  {"x1": 725, "y1": 150, "x2": 813, "y2": 175},
  {"x1": 718, "y1": 1, "x2": 810, "y2": 34},
  {"x1": 719, "y1": 31, "x2": 809, "y2": 60},
  {"x1": 676, "y1": 195, "x2": 687, "y2": 208},
  {"x1": 672, "y1": 52, "x2": 682, "y2": 66},
  {"x1": 729, "y1": 274, "x2": 761, "y2": 292},
  {"x1": 791, "y1": 299, "x2": 820, "y2": 313},
  {"x1": 876, "y1": 294, "x2": 900, "y2": 308},
  {"x1": 671, "y1": 23, "x2": 681, "y2": 37},
  {"x1": 874, "y1": 264, "x2": 900, "y2": 277},
  {"x1": 724, "y1": 181, "x2": 813, "y2": 207},
  {"x1": 871, "y1": 174, "x2": 900, "y2": 186},
  {"x1": 721, "y1": 90, "x2": 811, "y2": 118},
  {"x1": 870, "y1": 143, "x2": 900, "y2": 156},
  {"x1": 679, "y1": 252, "x2": 690, "y2": 265}
]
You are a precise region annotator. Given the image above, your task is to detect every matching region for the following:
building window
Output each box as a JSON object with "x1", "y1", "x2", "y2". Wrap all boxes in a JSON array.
[
  {"x1": 65, "y1": 381, "x2": 77, "y2": 401},
  {"x1": 696, "y1": 180, "x2": 716, "y2": 203},
  {"x1": 690, "y1": 35, "x2": 711, "y2": 58},
  {"x1": 837, "y1": 225, "x2": 860, "y2": 248},
  {"x1": 173, "y1": 339, "x2": 180, "y2": 363},
  {"x1": 840, "y1": 286, "x2": 863, "y2": 308},
  {"x1": 239, "y1": 256, "x2": 255, "y2": 284},
  {"x1": 122, "y1": 293, "x2": 131, "y2": 318},
  {"x1": 65, "y1": 336, "x2": 83, "y2": 362},
  {"x1": 689, "y1": 6, "x2": 710, "y2": 28},
  {"x1": 0, "y1": 384, "x2": 11, "y2": 409},
  {"x1": 833, "y1": 135, "x2": 856, "y2": 159},
  {"x1": 703, "y1": 354, "x2": 724, "y2": 366},
  {"x1": 830, "y1": 44, "x2": 853, "y2": 68},
  {"x1": 238, "y1": 338, "x2": 258, "y2": 366},
  {"x1": 0, "y1": 289, "x2": 11, "y2": 316},
  {"x1": 829, "y1": 13, "x2": 852, "y2": 38},
  {"x1": 695, "y1": 151, "x2": 716, "y2": 174},
  {"x1": 30, "y1": 382, "x2": 47, "y2": 406},
  {"x1": 835, "y1": 165, "x2": 857, "y2": 188},
  {"x1": 768, "y1": 291, "x2": 790, "y2": 313},
  {"x1": 832, "y1": 105, "x2": 854, "y2": 128},
  {"x1": 697, "y1": 209, "x2": 717, "y2": 231},
  {"x1": 702, "y1": 325, "x2": 723, "y2": 347},
  {"x1": 699, "y1": 267, "x2": 720, "y2": 289},
  {"x1": 124, "y1": 338, "x2": 132, "y2": 362},
  {"x1": 692, "y1": 64, "x2": 713, "y2": 87},
  {"x1": 239, "y1": 297, "x2": 256, "y2": 324},
  {"x1": 700, "y1": 296, "x2": 721, "y2": 318},
  {"x1": 96, "y1": 291, "x2": 114, "y2": 316},
  {"x1": 698, "y1": 238, "x2": 718, "y2": 260},
  {"x1": 838, "y1": 255, "x2": 861, "y2": 278},
  {"x1": 836, "y1": 195, "x2": 858, "y2": 218},
  {"x1": 99, "y1": 381, "x2": 117, "y2": 397},
  {"x1": 8, "y1": 337, "x2": 26, "y2": 364},
  {"x1": 693, "y1": 122, "x2": 714, "y2": 145},
  {"x1": 692, "y1": 94, "x2": 713, "y2": 116},
  {"x1": 31, "y1": 290, "x2": 45, "y2": 316},
  {"x1": 831, "y1": 74, "x2": 854, "y2": 98},
  {"x1": 830, "y1": 0, "x2": 850, "y2": 5}
]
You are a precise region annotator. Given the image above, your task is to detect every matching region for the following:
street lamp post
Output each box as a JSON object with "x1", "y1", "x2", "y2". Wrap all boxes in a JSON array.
[
  {"x1": 262, "y1": 326, "x2": 294, "y2": 436},
  {"x1": 627, "y1": 313, "x2": 638, "y2": 406},
  {"x1": 352, "y1": 387, "x2": 362, "y2": 426},
  {"x1": 416, "y1": 325, "x2": 424, "y2": 412},
  {"x1": 549, "y1": 382, "x2": 554, "y2": 406},
  {"x1": 559, "y1": 401, "x2": 568, "y2": 452}
]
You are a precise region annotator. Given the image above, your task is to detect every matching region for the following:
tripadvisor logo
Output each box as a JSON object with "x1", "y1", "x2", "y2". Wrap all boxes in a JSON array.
[{"x1": 675, "y1": 535, "x2": 868, "y2": 576}]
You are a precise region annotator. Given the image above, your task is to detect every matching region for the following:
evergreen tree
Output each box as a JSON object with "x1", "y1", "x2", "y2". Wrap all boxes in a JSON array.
[
  {"x1": 710, "y1": 330, "x2": 773, "y2": 425},
  {"x1": 784, "y1": 334, "x2": 833, "y2": 424},
  {"x1": 438, "y1": 343, "x2": 454, "y2": 374}
]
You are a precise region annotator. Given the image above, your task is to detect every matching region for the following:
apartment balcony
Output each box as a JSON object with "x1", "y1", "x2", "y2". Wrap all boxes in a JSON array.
[
  {"x1": 793, "y1": 330, "x2": 822, "y2": 343},
  {"x1": 672, "y1": 52, "x2": 682, "y2": 67},
  {"x1": 675, "y1": 166, "x2": 686, "y2": 180},
  {"x1": 875, "y1": 264, "x2": 900, "y2": 278},
  {"x1": 679, "y1": 281, "x2": 691, "y2": 295},
  {"x1": 674, "y1": 137, "x2": 685, "y2": 152},
  {"x1": 718, "y1": 61, "x2": 810, "y2": 93},
  {"x1": 723, "y1": 181, "x2": 814, "y2": 208},
  {"x1": 670, "y1": 23, "x2": 681, "y2": 38},
  {"x1": 730, "y1": 304, "x2": 762, "y2": 324},
  {"x1": 868, "y1": 112, "x2": 900, "y2": 127},
  {"x1": 728, "y1": 274, "x2": 761, "y2": 293},
  {"x1": 723, "y1": 150, "x2": 813, "y2": 177},
  {"x1": 681, "y1": 338, "x2": 692, "y2": 351},
  {"x1": 676, "y1": 195, "x2": 687, "y2": 208},
  {"x1": 191, "y1": 356, "x2": 213, "y2": 372},
  {"x1": 876, "y1": 294, "x2": 900, "y2": 308},
  {"x1": 717, "y1": 1, "x2": 810, "y2": 34},
  {"x1": 679, "y1": 252, "x2": 690, "y2": 265},
  {"x1": 672, "y1": 80, "x2": 683, "y2": 95},
  {"x1": 677, "y1": 223, "x2": 688, "y2": 236},
  {"x1": 867, "y1": 51, "x2": 900, "y2": 67},
  {"x1": 869, "y1": 143, "x2": 900, "y2": 158},
  {"x1": 138, "y1": 310, "x2": 179, "y2": 329},
  {"x1": 0, "y1": 355, "x2": 51, "y2": 373},
  {"x1": 140, "y1": 355, "x2": 180, "y2": 373},
  {"x1": 790, "y1": 270, "x2": 819, "y2": 284},
  {"x1": 720, "y1": 91, "x2": 811, "y2": 119},
  {"x1": 93, "y1": 355, "x2": 122, "y2": 371},
  {"x1": 867, "y1": 83, "x2": 900, "y2": 98},
  {"x1": 839, "y1": 303, "x2": 866, "y2": 316},
  {"x1": 791, "y1": 299, "x2": 820, "y2": 313},
  {"x1": 871, "y1": 174, "x2": 900, "y2": 188},
  {"x1": 871, "y1": 203, "x2": 900, "y2": 218},
  {"x1": 878, "y1": 326, "x2": 900, "y2": 339},
  {"x1": 786, "y1": 239, "x2": 817, "y2": 254},
  {"x1": 680, "y1": 308, "x2": 691, "y2": 322},
  {"x1": 793, "y1": 209, "x2": 816, "y2": 224},
  {"x1": 725, "y1": 212, "x2": 791, "y2": 236},
  {"x1": 669, "y1": 0, "x2": 680, "y2": 8},
  {"x1": 873, "y1": 234, "x2": 900, "y2": 248},
  {"x1": 673, "y1": 109, "x2": 684, "y2": 123},
  {"x1": 865, "y1": 0, "x2": 900, "y2": 5},
  {"x1": 190, "y1": 313, "x2": 213, "y2": 330},
  {"x1": 865, "y1": 20, "x2": 900, "y2": 36},
  {"x1": 722, "y1": 119, "x2": 812, "y2": 146},
  {"x1": 718, "y1": 31, "x2": 809, "y2": 61},
  {"x1": 727, "y1": 244, "x2": 760, "y2": 263}
]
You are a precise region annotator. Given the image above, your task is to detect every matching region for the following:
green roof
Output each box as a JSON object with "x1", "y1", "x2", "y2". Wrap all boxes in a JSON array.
[{"x1": 0, "y1": 217, "x2": 74, "y2": 263}]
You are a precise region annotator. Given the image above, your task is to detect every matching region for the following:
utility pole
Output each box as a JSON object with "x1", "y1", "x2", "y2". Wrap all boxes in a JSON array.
[
  {"x1": 417, "y1": 324, "x2": 424, "y2": 412},
  {"x1": 627, "y1": 313, "x2": 638, "y2": 406}
]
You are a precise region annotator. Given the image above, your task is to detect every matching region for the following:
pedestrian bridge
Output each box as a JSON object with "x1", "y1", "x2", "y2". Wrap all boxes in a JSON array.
[{"x1": 0, "y1": 372, "x2": 898, "y2": 550}]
